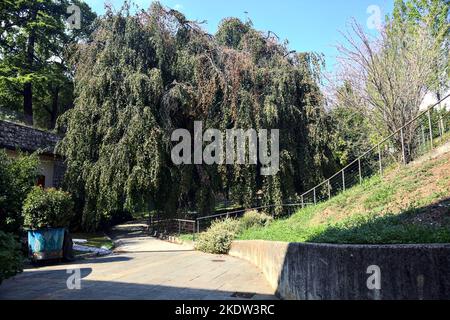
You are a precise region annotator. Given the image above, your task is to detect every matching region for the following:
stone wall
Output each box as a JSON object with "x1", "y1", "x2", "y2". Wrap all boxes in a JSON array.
[
  {"x1": 229, "y1": 240, "x2": 450, "y2": 300},
  {"x1": 1, "y1": 120, "x2": 66, "y2": 188},
  {"x1": 52, "y1": 159, "x2": 66, "y2": 188}
]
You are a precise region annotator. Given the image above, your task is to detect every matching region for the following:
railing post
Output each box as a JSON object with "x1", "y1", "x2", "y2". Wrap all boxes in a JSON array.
[
  {"x1": 197, "y1": 219, "x2": 200, "y2": 234},
  {"x1": 378, "y1": 145, "x2": 383, "y2": 177},
  {"x1": 441, "y1": 115, "x2": 446, "y2": 133},
  {"x1": 301, "y1": 194, "x2": 304, "y2": 208},
  {"x1": 342, "y1": 170, "x2": 345, "y2": 191},
  {"x1": 421, "y1": 124, "x2": 426, "y2": 146},
  {"x1": 313, "y1": 188, "x2": 317, "y2": 205},
  {"x1": 178, "y1": 220, "x2": 181, "y2": 235},
  {"x1": 328, "y1": 180, "x2": 331, "y2": 200},
  {"x1": 428, "y1": 109, "x2": 433, "y2": 149},
  {"x1": 400, "y1": 128, "x2": 406, "y2": 165},
  {"x1": 358, "y1": 158, "x2": 362, "y2": 184}
]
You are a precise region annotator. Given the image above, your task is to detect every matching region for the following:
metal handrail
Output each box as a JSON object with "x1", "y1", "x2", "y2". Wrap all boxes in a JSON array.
[
  {"x1": 196, "y1": 203, "x2": 309, "y2": 221},
  {"x1": 149, "y1": 218, "x2": 196, "y2": 224}
]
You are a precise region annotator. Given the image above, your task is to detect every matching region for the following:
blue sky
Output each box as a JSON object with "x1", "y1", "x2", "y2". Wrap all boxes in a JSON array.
[{"x1": 84, "y1": 0, "x2": 394, "y2": 70}]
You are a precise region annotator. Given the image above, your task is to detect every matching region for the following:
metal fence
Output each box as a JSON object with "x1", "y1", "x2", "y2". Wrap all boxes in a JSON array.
[
  {"x1": 149, "y1": 94, "x2": 450, "y2": 238},
  {"x1": 194, "y1": 202, "x2": 309, "y2": 233},
  {"x1": 148, "y1": 203, "x2": 308, "y2": 237},
  {"x1": 148, "y1": 217, "x2": 197, "y2": 239}
]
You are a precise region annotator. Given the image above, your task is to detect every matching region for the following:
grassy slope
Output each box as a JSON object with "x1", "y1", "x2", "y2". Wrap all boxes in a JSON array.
[{"x1": 239, "y1": 150, "x2": 450, "y2": 244}]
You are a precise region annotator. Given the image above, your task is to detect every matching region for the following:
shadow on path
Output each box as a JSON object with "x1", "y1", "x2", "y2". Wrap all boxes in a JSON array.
[{"x1": 0, "y1": 268, "x2": 273, "y2": 300}]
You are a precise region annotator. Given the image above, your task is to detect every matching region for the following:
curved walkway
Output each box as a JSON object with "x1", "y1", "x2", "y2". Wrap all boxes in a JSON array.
[{"x1": 0, "y1": 224, "x2": 275, "y2": 300}]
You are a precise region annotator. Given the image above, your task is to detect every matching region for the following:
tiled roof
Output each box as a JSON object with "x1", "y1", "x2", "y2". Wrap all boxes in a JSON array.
[{"x1": 0, "y1": 120, "x2": 62, "y2": 155}]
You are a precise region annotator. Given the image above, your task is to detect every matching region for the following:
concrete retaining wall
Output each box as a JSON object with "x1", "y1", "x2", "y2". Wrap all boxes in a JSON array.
[{"x1": 229, "y1": 240, "x2": 450, "y2": 300}]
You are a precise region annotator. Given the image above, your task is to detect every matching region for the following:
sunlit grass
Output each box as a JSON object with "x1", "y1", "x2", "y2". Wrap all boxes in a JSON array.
[{"x1": 238, "y1": 152, "x2": 450, "y2": 244}]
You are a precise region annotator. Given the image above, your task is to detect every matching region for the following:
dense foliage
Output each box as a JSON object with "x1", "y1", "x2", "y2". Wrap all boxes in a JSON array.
[
  {"x1": 0, "y1": 150, "x2": 39, "y2": 233},
  {"x1": 58, "y1": 3, "x2": 337, "y2": 230},
  {"x1": 329, "y1": 83, "x2": 375, "y2": 166},
  {"x1": 195, "y1": 218, "x2": 242, "y2": 254},
  {"x1": 240, "y1": 210, "x2": 273, "y2": 230},
  {"x1": 0, "y1": 0, "x2": 96, "y2": 127},
  {"x1": 195, "y1": 211, "x2": 274, "y2": 254},
  {"x1": 0, "y1": 231, "x2": 23, "y2": 284},
  {"x1": 23, "y1": 187, "x2": 74, "y2": 229},
  {"x1": 392, "y1": 0, "x2": 449, "y2": 97}
]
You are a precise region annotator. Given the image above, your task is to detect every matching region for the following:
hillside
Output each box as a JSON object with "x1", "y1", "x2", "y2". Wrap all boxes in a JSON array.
[{"x1": 239, "y1": 146, "x2": 450, "y2": 244}]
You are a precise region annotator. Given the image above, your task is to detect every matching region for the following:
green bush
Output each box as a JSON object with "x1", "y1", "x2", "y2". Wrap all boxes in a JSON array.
[
  {"x1": 23, "y1": 187, "x2": 75, "y2": 229},
  {"x1": 0, "y1": 231, "x2": 23, "y2": 284},
  {"x1": 195, "y1": 218, "x2": 242, "y2": 254},
  {"x1": 240, "y1": 210, "x2": 273, "y2": 230},
  {"x1": 0, "y1": 150, "x2": 39, "y2": 233}
]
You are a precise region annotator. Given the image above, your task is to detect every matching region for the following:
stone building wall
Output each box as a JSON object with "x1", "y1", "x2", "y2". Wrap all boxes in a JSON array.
[{"x1": 0, "y1": 119, "x2": 66, "y2": 188}]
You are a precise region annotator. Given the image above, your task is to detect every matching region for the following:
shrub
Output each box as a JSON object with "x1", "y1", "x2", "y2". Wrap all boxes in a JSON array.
[
  {"x1": 195, "y1": 218, "x2": 242, "y2": 254},
  {"x1": 240, "y1": 210, "x2": 273, "y2": 230},
  {"x1": 0, "y1": 150, "x2": 39, "y2": 233},
  {"x1": 0, "y1": 231, "x2": 23, "y2": 284},
  {"x1": 23, "y1": 187, "x2": 75, "y2": 229}
]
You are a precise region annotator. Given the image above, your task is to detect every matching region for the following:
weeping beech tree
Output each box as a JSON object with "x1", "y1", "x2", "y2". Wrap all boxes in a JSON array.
[{"x1": 57, "y1": 2, "x2": 336, "y2": 231}]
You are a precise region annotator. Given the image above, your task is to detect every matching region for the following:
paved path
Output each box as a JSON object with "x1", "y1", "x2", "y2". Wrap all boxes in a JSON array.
[{"x1": 0, "y1": 224, "x2": 275, "y2": 300}]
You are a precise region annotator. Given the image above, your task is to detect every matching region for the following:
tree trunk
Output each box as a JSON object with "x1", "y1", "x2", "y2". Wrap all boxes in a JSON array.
[
  {"x1": 23, "y1": 12, "x2": 36, "y2": 125},
  {"x1": 23, "y1": 82, "x2": 33, "y2": 125},
  {"x1": 50, "y1": 86, "x2": 60, "y2": 129}
]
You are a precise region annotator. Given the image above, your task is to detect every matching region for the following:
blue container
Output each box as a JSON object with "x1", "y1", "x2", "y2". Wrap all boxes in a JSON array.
[{"x1": 28, "y1": 228, "x2": 65, "y2": 261}]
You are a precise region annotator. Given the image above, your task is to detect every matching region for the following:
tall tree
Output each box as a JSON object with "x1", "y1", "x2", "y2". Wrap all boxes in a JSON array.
[
  {"x1": 57, "y1": 3, "x2": 336, "y2": 231},
  {"x1": 393, "y1": 0, "x2": 449, "y2": 101},
  {"x1": 332, "y1": 17, "x2": 440, "y2": 162},
  {"x1": 0, "y1": 0, "x2": 96, "y2": 127}
]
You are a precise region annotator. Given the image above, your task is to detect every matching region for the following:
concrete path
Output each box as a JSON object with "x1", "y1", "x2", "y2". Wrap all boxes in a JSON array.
[{"x1": 0, "y1": 224, "x2": 276, "y2": 300}]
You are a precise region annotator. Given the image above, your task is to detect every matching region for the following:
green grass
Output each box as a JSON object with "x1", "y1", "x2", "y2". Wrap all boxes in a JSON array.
[
  {"x1": 71, "y1": 233, "x2": 114, "y2": 250},
  {"x1": 238, "y1": 152, "x2": 450, "y2": 244}
]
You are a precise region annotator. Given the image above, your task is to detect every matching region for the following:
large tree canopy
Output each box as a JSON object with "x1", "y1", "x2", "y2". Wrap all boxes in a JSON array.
[
  {"x1": 58, "y1": 2, "x2": 336, "y2": 231},
  {"x1": 0, "y1": 0, "x2": 96, "y2": 127},
  {"x1": 392, "y1": 0, "x2": 449, "y2": 99}
]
